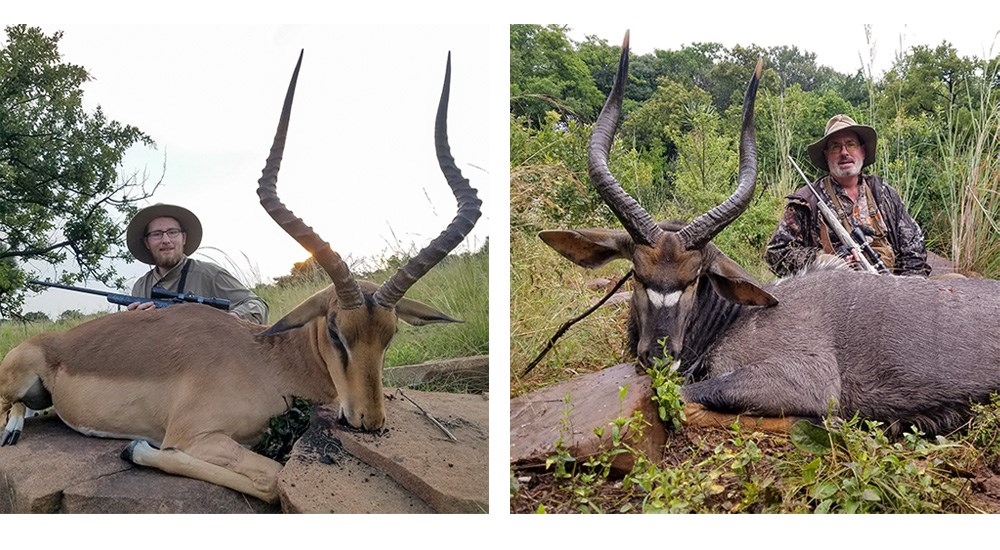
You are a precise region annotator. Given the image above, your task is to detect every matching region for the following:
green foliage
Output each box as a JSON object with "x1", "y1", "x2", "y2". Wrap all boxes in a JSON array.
[
  {"x1": 251, "y1": 396, "x2": 314, "y2": 464},
  {"x1": 646, "y1": 338, "x2": 686, "y2": 431},
  {"x1": 544, "y1": 390, "x2": 650, "y2": 513},
  {"x1": 781, "y1": 417, "x2": 969, "y2": 513},
  {"x1": 0, "y1": 25, "x2": 156, "y2": 316},
  {"x1": 510, "y1": 25, "x2": 605, "y2": 125},
  {"x1": 511, "y1": 111, "x2": 655, "y2": 233}
]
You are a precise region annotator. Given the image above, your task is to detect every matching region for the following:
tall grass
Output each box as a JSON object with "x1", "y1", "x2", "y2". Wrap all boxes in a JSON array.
[
  {"x1": 937, "y1": 55, "x2": 1000, "y2": 277},
  {"x1": 510, "y1": 231, "x2": 630, "y2": 397},
  {"x1": 0, "y1": 313, "x2": 103, "y2": 357}
]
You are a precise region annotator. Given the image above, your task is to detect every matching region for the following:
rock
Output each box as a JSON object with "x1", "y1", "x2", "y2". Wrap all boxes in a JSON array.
[
  {"x1": 384, "y1": 355, "x2": 488, "y2": 393},
  {"x1": 1, "y1": 390, "x2": 487, "y2": 513},
  {"x1": 0, "y1": 414, "x2": 276, "y2": 513},
  {"x1": 278, "y1": 432, "x2": 434, "y2": 514},
  {"x1": 510, "y1": 363, "x2": 667, "y2": 475},
  {"x1": 279, "y1": 389, "x2": 489, "y2": 513}
]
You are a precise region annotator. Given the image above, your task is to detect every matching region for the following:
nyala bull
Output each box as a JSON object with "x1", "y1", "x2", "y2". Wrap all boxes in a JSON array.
[{"x1": 540, "y1": 31, "x2": 1000, "y2": 436}]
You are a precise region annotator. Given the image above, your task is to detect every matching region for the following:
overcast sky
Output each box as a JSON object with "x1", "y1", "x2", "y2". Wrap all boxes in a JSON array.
[{"x1": 562, "y1": 21, "x2": 999, "y2": 77}]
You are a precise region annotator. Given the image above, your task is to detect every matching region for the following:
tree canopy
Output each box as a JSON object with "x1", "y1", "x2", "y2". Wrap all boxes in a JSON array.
[
  {"x1": 0, "y1": 25, "x2": 155, "y2": 315},
  {"x1": 510, "y1": 25, "x2": 1000, "y2": 278}
]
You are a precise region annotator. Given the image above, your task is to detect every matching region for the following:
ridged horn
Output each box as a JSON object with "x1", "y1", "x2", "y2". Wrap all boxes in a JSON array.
[
  {"x1": 588, "y1": 30, "x2": 664, "y2": 248},
  {"x1": 373, "y1": 52, "x2": 482, "y2": 308},
  {"x1": 675, "y1": 58, "x2": 763, "y2": 251},
  {"x1": 257, "y1": 50, "x2": 364, "y2": 310}
]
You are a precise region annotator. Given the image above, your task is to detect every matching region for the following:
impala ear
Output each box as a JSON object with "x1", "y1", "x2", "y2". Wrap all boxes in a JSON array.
[
  {"x1": 257, "y1": 286, "x2": 336, "y2": 336},
  {"x1": 395, "y1": 297, "x2": 461, "y2": 326}
]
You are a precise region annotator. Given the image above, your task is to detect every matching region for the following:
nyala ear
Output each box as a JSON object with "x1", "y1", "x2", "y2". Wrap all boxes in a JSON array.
[
  {"x1": 538, "y1": 229, "x2": 633, "y2": 269},
  {"x1": 705, "y1": 256, "x2": 777, "y2": 307},
  {"x1": 396, "y1": 296, "x2": 461, "y2": 326},
  {"x1": 257, "y1": 285, "x2": 336, "y2": 336}
]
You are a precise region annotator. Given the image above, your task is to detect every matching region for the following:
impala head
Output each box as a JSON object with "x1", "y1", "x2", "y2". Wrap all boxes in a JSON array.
[
  {"x1": 540, "y1": 32, "x2": 774, "y2": 368},
  {"x1": 257, "y1": 50, "x2": 481, "y2": 430}
]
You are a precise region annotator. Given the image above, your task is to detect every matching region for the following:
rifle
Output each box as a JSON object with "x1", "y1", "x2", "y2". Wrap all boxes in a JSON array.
[
  {"x1": 787, "y1": 155, "x2": 889, "y2": 275},
  {"x1": 28, "y1": 280, "x2": 231, "y2": 311}
]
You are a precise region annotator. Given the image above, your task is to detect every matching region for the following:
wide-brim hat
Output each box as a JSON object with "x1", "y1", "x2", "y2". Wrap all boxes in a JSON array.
[
  {"x1": 806, "y1": 114, "x2": 878, "y2": 172},
  {"x1": 126, "y1": 204, "x2": 202, "y2": 265}
]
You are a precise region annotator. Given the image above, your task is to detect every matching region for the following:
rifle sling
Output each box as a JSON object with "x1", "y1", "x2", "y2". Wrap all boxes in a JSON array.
[{"x1": 177, "y1": 258, "x2": 191, "y2": 294}]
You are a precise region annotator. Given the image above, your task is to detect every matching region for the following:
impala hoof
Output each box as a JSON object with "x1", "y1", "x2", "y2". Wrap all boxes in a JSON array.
[
  {"x1": 1, "y1": 429, "x2": 20, "y2": 446},
  {"x1": 120, "y1": 439, "x2": 152, "y2": 464}
]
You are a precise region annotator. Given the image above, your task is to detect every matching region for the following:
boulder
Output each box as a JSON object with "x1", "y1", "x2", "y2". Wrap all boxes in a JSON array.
[
  {"x1": 510, "y1": 363, "x2": 667, "y2": 475},
  {"x1": 0, "y1": 413, "x2": 276, "y2": 513},
  {"x1": 279, "y1": 389, "x2": 489, "y2": 513},
  {"x1": 383, "y1": 355, "x2": 489, "y2": 393},
  {"x1": 1, "y1": 389, "x2": 488, "y2": 513}
]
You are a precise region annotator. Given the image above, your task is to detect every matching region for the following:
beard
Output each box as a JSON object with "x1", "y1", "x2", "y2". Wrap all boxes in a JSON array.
[
  {"x1": 151, "y1": 247, "x2": 185, "y2": 270},
  {"x1": 829, "y1": 156, "x2": 863, "y2": 179}
]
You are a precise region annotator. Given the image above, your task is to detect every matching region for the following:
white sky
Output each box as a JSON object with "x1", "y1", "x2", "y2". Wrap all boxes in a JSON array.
[{"x1": 563, "y1": 21, "x2": 1000, "y2": 77}]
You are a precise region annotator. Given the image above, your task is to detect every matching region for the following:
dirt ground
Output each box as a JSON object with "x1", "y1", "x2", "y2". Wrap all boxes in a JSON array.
[{"x1": 511, "y1": 424, "x2": 1000, "y2": 514}]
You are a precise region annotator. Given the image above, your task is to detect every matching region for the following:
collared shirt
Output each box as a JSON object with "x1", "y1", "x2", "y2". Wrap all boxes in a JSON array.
[{"x1": 131, "y1": 256, "x2": 269, "y2": 323}]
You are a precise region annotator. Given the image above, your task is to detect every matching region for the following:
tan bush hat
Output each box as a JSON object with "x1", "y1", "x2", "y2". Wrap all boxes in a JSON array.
[
  {"x1": 126, "y1": 204, "x2": 202, "y2": 265},
  {"x1": 806, "y1": 114, "x2": 877, "y2": 171}
]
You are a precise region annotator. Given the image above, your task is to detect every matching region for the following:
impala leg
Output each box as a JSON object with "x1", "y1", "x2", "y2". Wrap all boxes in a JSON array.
[
  {"x1": 1, "y1": 402, "x2": 26, "y2": 446},
  {"x1": 122, "y1": 434, "x2": 283, "y2": 503}
]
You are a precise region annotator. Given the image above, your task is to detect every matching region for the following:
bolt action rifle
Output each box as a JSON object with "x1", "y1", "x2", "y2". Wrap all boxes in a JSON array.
[
  {"x1": 28, "y1": 280, "x2": 231, "y2": 311},
  {"x1": 787, "y1": 155, "x2": 890, "y2": 275}
]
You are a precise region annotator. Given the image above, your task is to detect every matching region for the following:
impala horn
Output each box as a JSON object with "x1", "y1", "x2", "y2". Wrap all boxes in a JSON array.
[
  {"x1": 372, "y1": 52, "x2": 482, "y2": 308},
  {"x1": 257, "y1": 50, "x2": 364, "y2": 311}
]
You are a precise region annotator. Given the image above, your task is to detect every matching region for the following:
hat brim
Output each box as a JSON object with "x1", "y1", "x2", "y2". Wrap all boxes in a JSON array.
[
  {"x1": 807, "y1": 125, "x2": 878, "y2": 172},
  {"x1": 126, "y1": 204, "x2": 203, "y2": 265}
]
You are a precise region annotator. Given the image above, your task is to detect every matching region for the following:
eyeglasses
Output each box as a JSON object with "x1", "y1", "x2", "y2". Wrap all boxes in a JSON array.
[
  {"x1": 826, "y1": 140, "x2": 862, "y2": 153},
  {"x1": 145, "y1": 228, "x2": 184, "y2": 240}
]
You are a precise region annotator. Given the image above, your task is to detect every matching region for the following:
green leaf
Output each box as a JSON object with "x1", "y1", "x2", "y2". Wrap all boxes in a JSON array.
[
  {"x1": 860, "y1": 488, "x2": 881, "y2": 502},
  {"x1": 810, "y1": 481, "x2": 838, "y2": 500},
  {"x1": 801, "y1": 457, "x2": 821, "y2": 484},
  {"x1": 791, "y1": 420, "x2": 832, "y2": 455}
]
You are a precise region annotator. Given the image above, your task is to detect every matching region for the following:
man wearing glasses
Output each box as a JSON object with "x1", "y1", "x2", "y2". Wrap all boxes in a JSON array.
[
  {"x1": 125, "y1": 204, "x2": 269, "y2": 323},
  {"x1": 765, "y1": 115, "x2": 930, "y2": 277}
]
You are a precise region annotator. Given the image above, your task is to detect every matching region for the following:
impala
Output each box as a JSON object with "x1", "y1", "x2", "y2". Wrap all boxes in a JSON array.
[{"x1": 0, "y1": 50, "x2": 481, "y2": 503}]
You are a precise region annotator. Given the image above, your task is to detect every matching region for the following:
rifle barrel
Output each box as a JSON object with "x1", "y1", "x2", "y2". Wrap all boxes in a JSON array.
[{"x1": 28, "y1": 280, "x2": 114, "y2": 297}]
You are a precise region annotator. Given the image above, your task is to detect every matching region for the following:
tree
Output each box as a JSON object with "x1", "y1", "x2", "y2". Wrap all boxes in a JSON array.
[
  {"x1": 510, "y1": 24, "x2": 604, "y2": 125},
  {"x1": 0, "y1": 25, "x2": 155, "y2": 315}
]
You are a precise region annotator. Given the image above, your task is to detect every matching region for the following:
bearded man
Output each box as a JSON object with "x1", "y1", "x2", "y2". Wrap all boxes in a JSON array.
[
  {"x1": 765, "y1": 115, "x2": 931, "y2": 277},
  {"x1": 125, "y1": 204, "x2": 269, "y2": 323}
]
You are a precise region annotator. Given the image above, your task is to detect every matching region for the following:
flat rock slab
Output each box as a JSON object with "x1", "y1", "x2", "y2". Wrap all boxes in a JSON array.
[
  {"x1": 384, "y1": 355, "x2": 489, "y2": 393},
  {"x1": 0, "y1": 414, "x2": 276, "y2": 513},
  {"x1": 510, "y1": 363, "x2": 667, "y2": 474},
  {"x1": 279, "y1": 389, "x2": 489, "y2": 513},
  {"x1": 1, "y1": 390, "x2": 486, "y2": 514}
]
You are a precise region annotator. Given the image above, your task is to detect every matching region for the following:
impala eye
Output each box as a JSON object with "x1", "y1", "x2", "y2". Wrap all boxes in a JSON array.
[{"x1": 326, "y1": 319, "x2": 348, "y2": 357}]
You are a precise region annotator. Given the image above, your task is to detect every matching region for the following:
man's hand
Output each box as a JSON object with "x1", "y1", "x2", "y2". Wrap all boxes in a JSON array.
[{"x1": 127, "y1": 301, "x2": 157, "y2": 312}]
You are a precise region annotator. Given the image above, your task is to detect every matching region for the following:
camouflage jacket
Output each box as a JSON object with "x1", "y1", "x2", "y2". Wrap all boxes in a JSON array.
[{"x1": 765, "y1": 174, "x2": 931, "y2": 278}]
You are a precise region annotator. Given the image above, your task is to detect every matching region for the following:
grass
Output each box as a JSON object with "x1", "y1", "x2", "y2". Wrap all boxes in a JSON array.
[{"x1": 512, "y1": 394, "x2": 996, "y2": 514}]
